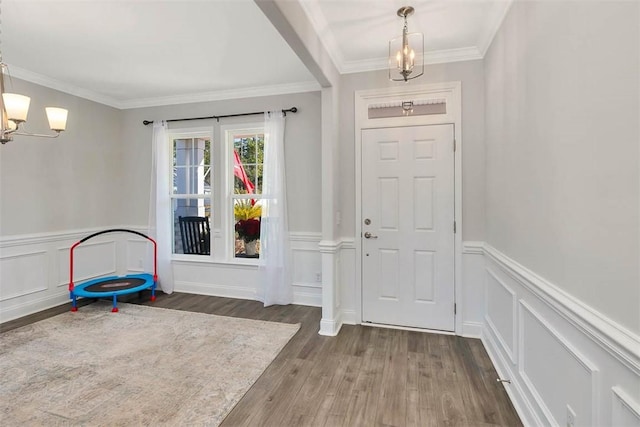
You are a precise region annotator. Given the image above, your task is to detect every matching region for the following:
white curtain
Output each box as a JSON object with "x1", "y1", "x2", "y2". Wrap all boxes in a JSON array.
[
  {"x1": 258, "y1": 111, "x2": 292, "y2": 306},
  {"x1": 148, "y1": 121, "x2": 175, "y2": 294}
]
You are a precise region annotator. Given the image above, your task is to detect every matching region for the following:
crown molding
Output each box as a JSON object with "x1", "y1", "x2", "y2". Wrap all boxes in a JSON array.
[
  {"x1": 341, "y1": 46, "x2": 484, "y2": 74},
  {"x1": 299, "y1": 0, "x2": 510, "y2": 75},
  {"x1": 297, "y1": 0, "x2": 345, "y2": 74},
  {"x1": 7, "y1": 64, "x2": 320, "y2": 110},
  {"x1": 117, "y1": 81, "x2": 321, "y2": 109},
  {"x1": 7, "y1": 64, "x2": 122, "y2": 109},
  {"x1": 477, "y1": 0, "x2": 513, "y2": 57}
]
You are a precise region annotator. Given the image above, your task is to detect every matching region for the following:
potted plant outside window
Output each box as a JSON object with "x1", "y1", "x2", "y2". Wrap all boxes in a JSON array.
[{"x1": 234, "y1": 200, "x2": 261, "y2": 256}]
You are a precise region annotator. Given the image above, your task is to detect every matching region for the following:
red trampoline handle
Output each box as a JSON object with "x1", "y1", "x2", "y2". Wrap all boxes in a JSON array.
[{"x1": 69, "y1": 229, "x2": 158, "y2": 292}]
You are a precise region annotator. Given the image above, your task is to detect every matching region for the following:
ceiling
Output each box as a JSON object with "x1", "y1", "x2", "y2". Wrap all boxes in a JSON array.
[{"x1": 3, "y1": 0, "x2": 511, "y2": 109}]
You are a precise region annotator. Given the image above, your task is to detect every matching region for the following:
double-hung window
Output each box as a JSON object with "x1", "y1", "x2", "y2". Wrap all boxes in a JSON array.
[
  {"x1": 168, "y1": 125, "x2": 265, "y2": 261},
  {"x1": 225, "y1": 125, "x2": 265, "y2": 259},
  {"x1": 170, "y1": 129, "x2": 212, "y2": 256}
]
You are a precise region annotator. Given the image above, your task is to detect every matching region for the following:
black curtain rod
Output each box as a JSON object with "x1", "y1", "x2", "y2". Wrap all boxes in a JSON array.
[{"x1": 142, "y1": 107, "x2": 297, "y2": 126}]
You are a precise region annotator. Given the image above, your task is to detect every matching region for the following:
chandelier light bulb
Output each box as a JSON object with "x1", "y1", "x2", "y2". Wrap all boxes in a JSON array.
[{"x1": 388, "y1": 6, "x2": 424, "y2": 82}]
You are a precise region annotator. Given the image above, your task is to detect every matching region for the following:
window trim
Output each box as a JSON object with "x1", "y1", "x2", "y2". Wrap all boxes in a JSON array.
[
  {"x1": 166, "y1": 124, "x2": 267, "y2": 264},
  {"x1": 168, "y1": 127, "x2": 213, "y2": 260},
  {"x1": 221, "y1": 123, "x2": 265, "y2": 263}
]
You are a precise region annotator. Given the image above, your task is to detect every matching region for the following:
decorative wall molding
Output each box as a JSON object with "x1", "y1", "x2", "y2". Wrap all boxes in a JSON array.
[
  {"x1": 0, "y1": 227, "x2": 149, "y2": 323},
  {"x1": 482, "y1": 323, "x2": 545, "y2": 427},
  {"x1": 0, "y1": 226, "x2": 131, "y2": 248},
  {"x1": 483, "y1": 244, "x2": 640, "y2": 375},
  {"x1": 175, "y1": 280, "x2": 257, "y2": 301},
  {"x1": 461, "y1": 321, "x2": 483, "y2": 338},
  {"x1": 518, "y1": 300, "x2": 600, "y2": 426},
  {"x1": 1, "y1": 226, "x2": 327, "y2": 323},
  {"x1": 0, "y1": 251, "x2": 48, "y2": 301},
  {"x1": 172, "y1": 231, "x2": 323, "y2": 307},
  {"x1": 318, "y1": 239, "x2": 342, "y2": 254},
  {"x1": 462, "y1": 240, "x2": 485, "y2": 255},
  {"x1": 290, "y1": 232, "x2": 322, "y2": 242},
  {"x1": 612, "y1": 386, "x2": 640, "y2": 426},
  {"x1": 119, "y1": 81, "x2": 321, "y2": 110},
  {"x1": 9, "y1": 64, "x2": 321, "y2": 110},
  {"x1": 342, "y1": 309, "x2": 357, "y2": 325},
  {"x1": 485, "y1": 267, "x2": 517, "y2": 364},
  {"x1": 476, "y1": 0, "x2": 514, "y2": 57},
  {"x1": 339, "y1": 237, "x2": 355, "y2": 250},
  {"x1": 320, "y1": 311, "x2": 343, "y2": 337},
  {"x1": 480, "y1": 243, "x2": 640, "y2": 426}
]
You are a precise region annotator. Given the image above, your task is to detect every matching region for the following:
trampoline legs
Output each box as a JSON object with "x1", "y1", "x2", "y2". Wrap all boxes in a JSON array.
[
  {"x1": 111, "y1": 295, "x2": 118, "y2": 313},
  {"x1": 150, "y1": 284, "x2": 156, "y2": 302},
  {"x1": 71, "y1": 293, "x2": 78, "y2": 312}
]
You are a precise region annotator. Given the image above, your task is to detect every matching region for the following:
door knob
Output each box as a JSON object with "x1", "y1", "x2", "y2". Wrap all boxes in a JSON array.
[{"x1": 364, "y1": 232, "x2": 378, "y2": 239}]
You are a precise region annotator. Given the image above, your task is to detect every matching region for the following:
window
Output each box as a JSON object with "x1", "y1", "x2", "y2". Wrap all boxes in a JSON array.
[
  {"x1": 227, "y1": 127, "x2": 265, "y2": 259},
  {"x1": 170, "y1": 130, "x2": 212, "y2": 256},
  {"x1": 168, "y1": 125, "x2": 265, "y2": 261}
]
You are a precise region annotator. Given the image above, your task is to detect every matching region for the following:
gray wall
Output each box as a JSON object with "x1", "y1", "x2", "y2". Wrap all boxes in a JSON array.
[
  {"x1": 0, "y1": 78, "x2": 123, "y2": 236},
  {"x1": 0, "y1": 82, "x2": 321, "y2": 238},
  {"x1": 484, "y1": 1, "x2": 639, "y2": 333},
  {"x1": 338, "y1": 61, "x2": 486, "y2": 241},
  {"x1": 119, "y1": 91, "x2": 322, "y2": 233}
]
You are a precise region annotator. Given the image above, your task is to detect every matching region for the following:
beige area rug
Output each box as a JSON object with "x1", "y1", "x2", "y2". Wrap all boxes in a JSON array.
[{"x1": 0, "y1": 302, "x2": 300, "y2": 426}]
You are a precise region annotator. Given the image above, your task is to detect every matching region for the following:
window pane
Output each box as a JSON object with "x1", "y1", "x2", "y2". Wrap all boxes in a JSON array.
[
  {"x1": 172, "y1": 198, "x2": 211, "y2": 256},
  {"x1": 172, "y1": 137, "x2": 211, "y2": 195},
  {"x1": 233, "y1": 198, "x2": 262, "y2": 258},
  {"x1": 233, "y1": 133, "x2": 264, "y2": 194}
]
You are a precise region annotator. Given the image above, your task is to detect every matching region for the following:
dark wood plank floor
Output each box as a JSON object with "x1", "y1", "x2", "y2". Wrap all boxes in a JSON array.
[{"x1": 2, "y1": 292, "x2": 522, "y2": 427}]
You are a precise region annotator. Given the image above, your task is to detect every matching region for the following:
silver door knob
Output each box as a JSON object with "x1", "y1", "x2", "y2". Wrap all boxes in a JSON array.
[{"x1": 364, "y1": 232, "x2": 378, "y2": 239}]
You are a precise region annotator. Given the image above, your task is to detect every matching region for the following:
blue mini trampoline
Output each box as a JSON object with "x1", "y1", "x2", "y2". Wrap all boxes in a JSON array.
[{"x1": 68, "y1": 229, "x2": 157, "y2": 312}]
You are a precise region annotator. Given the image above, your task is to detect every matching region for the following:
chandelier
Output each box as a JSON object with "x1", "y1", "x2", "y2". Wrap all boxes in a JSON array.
[
  {"x1": 389, "y1": 6, "x2": 424, "y2": 82},
  {"x1": 0, "y1": 58, "x2": 68, "y2": 144}
]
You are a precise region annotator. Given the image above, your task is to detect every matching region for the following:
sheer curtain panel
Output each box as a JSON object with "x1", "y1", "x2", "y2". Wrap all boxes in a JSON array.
[
  {"x1": 148, "y1": 121, "x2": 174, "y2": 293},
  {"x1": 258, "y1": 111, "x2": 292, "y2": 306}
]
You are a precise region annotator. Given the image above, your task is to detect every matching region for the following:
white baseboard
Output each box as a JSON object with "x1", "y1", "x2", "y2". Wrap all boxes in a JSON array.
[
  {"x1": 0, "y1": 292, "x2": 70, "y2": 324},
  {"x1": 291, "y1": 287, "x2": 322, "y2": 307},
  {"x1": 461, "y1": 321, "x2": 483, "y2": 338},
  {"x1": 481, "y1": 326, "x2": 544, "y2": 427},
  {"x1": 174, "y1": 281, "x2": 257, "y2": 301},
  {"x1": 342, "y1": 309, "x2": 357, "y2": 325},
  {"x1": 319, "y1": 312, "x2": 343, "y2": 336}
]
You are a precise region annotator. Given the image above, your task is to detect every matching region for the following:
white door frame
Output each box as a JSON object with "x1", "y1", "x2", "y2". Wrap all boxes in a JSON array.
[{"x1": 354, "y1": 81, "x2": 463, "y2": 334}]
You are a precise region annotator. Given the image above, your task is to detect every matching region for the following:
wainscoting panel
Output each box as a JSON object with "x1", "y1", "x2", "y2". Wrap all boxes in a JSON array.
[
  {"x1": 126, "y1": 238, "x2": 154, "y2": 274},
  {"x1": 485, "y1": 267, "x2": 517, "y2": 364},
  {"x1": 480, "y1": 243, "x2": 640, "y2": 427},
  {"x1": 1, "y1": 227, "x2": 139, "y2": 323},
  {"x1": 612, "y1": 386, "x2": 640, "y2": 426},
  {"x1": 461, "y1": 242, "x2": 485, "y2": 338},
  {"x1": 0, "y1": 251, "x2": 48, "y2": 301},
  {"x1": 2, "y1": 228, "x2": 324, "y2": 322},
  {"x1": 291, "y1": 248, "x2": 322, "y2": 290},
  {"x1": 60, "y1": 241, "x2": 117, "y2": 285},
  {"x1": 519, "y1": 301, "x2": 598, "y2": 426},
  {"x1": 173, "y1": 232, "x2": 323, "y2": 307},
  {"x1": 290, "y1": 232, "x2": 322, "y2": 306}
]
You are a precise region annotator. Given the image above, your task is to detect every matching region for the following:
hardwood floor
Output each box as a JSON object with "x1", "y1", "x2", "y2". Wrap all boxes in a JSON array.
[{"x1": 2, "y1": 292, "x2": 522, "y2": 426}]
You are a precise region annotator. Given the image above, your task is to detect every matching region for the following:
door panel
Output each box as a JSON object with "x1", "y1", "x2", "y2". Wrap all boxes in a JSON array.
[{"x1": 362, "y1": 124, "x2": 455, "y2": 331}]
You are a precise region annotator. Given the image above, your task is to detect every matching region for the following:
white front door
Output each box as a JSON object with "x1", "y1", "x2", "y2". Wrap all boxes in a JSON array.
[{"x1": 361, "y1": 124, "x2": 455, "y2": 331}]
